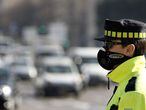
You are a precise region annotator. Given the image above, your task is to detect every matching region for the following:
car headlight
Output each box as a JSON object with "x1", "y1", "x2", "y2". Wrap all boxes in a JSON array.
[
  {"x1": 2, "y1": 85, "x2": 12, "y2": 97},
  {"x1": 73, "y1": 77, "x2": 82, "y2": 87},
  {"x1": 36, "y1": 78, "x2": 45, "y2": 86},
  {"x1": 29, "y1": 69, "x2": 37, "y2": 78}
]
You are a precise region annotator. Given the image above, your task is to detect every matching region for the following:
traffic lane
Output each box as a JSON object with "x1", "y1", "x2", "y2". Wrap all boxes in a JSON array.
[{"x1": 17, "y1": 81, "x2": 114, "y2": 110}]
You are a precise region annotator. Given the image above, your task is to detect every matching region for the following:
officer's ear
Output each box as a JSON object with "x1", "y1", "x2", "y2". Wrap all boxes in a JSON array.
[{"x1": 125, "y1": 44, "x2": 135, "y2": 57}]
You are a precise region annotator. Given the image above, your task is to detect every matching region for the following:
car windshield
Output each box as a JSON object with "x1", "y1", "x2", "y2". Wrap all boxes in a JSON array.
[
  {"x1": 82, "y1": 57, "x2": 97, "y2": 64},
  {"x1": 12, "y1": 62, "x2": 27, "y2": 66},
  {"x1": 0, "y1": 43, "x2": 9, "y2": 47},
  {"x1": 45, "y1": 65, "x2": 72, "y2": 73},
  {"x1": 0, "y1": 68, "x2": 9, "y2": 84},
  {"x1": 37, "y1": 52, "x2": 58, "y2": 57},
  {"x1": 11, "y1": 58, "x2": 29, "y2": 66}
]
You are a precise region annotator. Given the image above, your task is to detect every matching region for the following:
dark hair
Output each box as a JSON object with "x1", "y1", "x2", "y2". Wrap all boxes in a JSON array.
[
  {"x1": 121, "y1": 39, "x2": 146, "y2": 56},
  {"x1": 134, "y1": 39, "x2": 146, "y2": 56}
]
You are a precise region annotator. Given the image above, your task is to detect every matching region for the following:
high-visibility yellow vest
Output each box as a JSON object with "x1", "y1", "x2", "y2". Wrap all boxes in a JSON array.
[{"x1": 106, "y1": 56, "x2": 146, "y2": 110}]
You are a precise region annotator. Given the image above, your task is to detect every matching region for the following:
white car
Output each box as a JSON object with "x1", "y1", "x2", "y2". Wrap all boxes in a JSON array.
[
  {"x1": 81, "y1": 63, "x2": 109, "y2": 86},
  {"x1": 35, "y1": 45, "x2": 65, "y2": 58},
  {"x1": 10, "y1": 57, "x2": 38, "y2": 80},
  {"x1": 68, "y1": 47, "x2": 99, "y2": 70},
  {"x1": 34, "y1": 45, "x2": 65, "y2": 68},
  {"x1": 68, "y1": 47, "x2": 101, "y2": 86},
  {"x1": 68, "y1": 47, "x2": 110, "y2": 86},
  {"x1": 34, "y1": 56, "x2": 83, "y2": 96}
]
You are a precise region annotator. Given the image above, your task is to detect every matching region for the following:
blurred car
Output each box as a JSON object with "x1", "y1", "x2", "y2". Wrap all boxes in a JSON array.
[
  {"x1": 0, "y1": 36, "x2": 16, "y2": 64},
  {"x1": 34, "y1": 45, "x2": 65, "y2": 68},
  {"x1": 35, "y1": 45, "x2": 65, "y2": 57},
  {"x1": 81, "y1": 64, "x2": 109, "y2": 86},
  {"x1": 34, "y1": 57, "x2": 83, "y2": 96},
  {"x1": 10, "y1": 57, "x2": 37, "y2": 80},
  {"x1": 0, "y1": 36, "x2": 16, "y2": 51},
  {"x1": 68, "y1": 47, "x2": 100, "y2": 86},
  {"x1": 68, "y1": 47, "x2": 98, "y2": 72},
  {"x1": 13, "y1": 45, "x2": 34, "y2": 60},
  {"x1": 0, "y1": 66, "x2": 19, "y2": 110}
]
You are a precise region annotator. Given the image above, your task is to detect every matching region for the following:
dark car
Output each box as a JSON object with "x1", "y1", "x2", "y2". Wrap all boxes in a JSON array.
[{"x1": 0, "y1": 66, "x2": 19, "y2": 110}]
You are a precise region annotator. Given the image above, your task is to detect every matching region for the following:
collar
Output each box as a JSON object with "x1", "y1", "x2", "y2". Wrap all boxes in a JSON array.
[{"x1": 107, "y1": 56, "x2": 145, "y2": 83}]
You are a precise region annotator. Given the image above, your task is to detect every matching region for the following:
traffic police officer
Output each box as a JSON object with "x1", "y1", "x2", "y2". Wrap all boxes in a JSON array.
[{"x1": 95, "y1": 19, "x2": 146, "y2": 110}]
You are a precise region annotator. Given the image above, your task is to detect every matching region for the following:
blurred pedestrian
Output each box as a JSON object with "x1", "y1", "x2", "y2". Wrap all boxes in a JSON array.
[{"x1": 95, "y1": 19, "x2": 146, "y2": 110}]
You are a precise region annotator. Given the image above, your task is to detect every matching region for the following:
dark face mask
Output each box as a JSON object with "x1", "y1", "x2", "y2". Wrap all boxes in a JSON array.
[{"x1": 97, "y1": 50, "x2": 131, "y2": 70}]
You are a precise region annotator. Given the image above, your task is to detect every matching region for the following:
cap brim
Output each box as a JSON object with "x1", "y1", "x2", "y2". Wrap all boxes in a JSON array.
[{"x1": 94, "y1": 37, "x2": 105, "y2": 41}]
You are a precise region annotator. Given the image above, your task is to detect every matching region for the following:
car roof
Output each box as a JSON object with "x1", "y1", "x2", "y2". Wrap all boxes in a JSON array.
[
  {"x1": 35, "y1": 45, "x2": 65, "y2": 55},
  {"x1": 41, "y1": 56, "x2": 74, "y2": 66},
  {"x1": 68, "y1": 47, "x2": 100, "y2": 57},
  {"x1": 35, "y1": 45, "x2": 64, "y2": 51}
]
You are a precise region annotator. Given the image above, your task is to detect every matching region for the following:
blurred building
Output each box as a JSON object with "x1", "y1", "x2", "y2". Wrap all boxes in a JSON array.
[
  {"x1": 33, "y1": 0, "x2": 98, "y2": 46},
  {"x1": 0, "y1": 0, "x2": 23, "y2": 11},
  {"x1": 0, "y1": 0, "x2": 99, "y2": 47}
]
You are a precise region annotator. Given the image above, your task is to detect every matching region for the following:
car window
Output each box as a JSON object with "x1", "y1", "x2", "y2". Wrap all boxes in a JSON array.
[
  {"x1": 44, "y1": 65, "x2": 72, "y2": 73},
  {"x1": 0, "y1": 69, "x2": 10, "y2": 83},
  {"x1": 82, "y1": 57, "x2": 98, "y2": 64},
  {"x1": 11, "y1": 61, "x2": 27, "y2": 66},
  {"x1": 37, "y1": 52, "x2": 57, "y2": 57}
]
